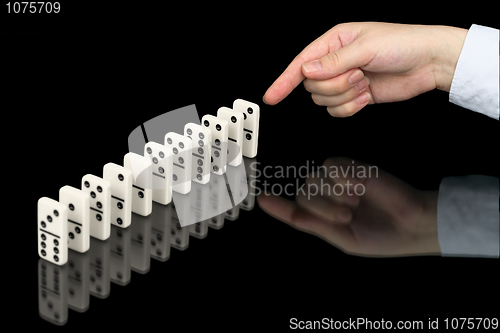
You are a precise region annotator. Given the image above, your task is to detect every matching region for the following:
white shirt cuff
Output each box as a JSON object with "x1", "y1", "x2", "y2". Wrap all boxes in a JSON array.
[
  {"x1": 437, "y1": 175, "x2": 499, "y2": 258},
  {"x1": 449, "y1": 24, "x2": 499, "y2": 120}
]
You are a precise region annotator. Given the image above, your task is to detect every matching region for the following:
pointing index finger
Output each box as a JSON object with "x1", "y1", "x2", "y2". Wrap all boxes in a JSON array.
[{"x1": 263, "y1": 34, "x2": 332, "y2": 105}]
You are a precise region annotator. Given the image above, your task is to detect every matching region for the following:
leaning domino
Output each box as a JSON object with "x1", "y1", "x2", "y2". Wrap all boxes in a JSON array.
[
  {"x1": 103, "y1": 163, "x2": 133, "y2": 228},
  {"x1": 201, "y1": 114, "x2": 228, "y2": 175},
  {"x1": 124, "y1": 152, "x2": 153, "y2": 216},
  {"x1": 38, "y1": 197, "x2": 68, "y2": 265},
  {"x1": 59, "y1": 185, "x2": 90, "y2": 253},
  {"x1": 233, "y1": 99, "x2": 259, "y2": 158},
  {"x1": 217, "y1": 107, "x2": 243, "y2": 166}
]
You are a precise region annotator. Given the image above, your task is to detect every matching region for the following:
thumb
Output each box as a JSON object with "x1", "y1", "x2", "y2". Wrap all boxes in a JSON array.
[{"x1": 301, "y1": 42, "x2": 368, "y2": 80}]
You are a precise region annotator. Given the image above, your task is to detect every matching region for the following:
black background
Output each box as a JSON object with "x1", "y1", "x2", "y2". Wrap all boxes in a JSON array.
[{"x1": 3, "y1": 1, "x2": 498, "y2": 330}]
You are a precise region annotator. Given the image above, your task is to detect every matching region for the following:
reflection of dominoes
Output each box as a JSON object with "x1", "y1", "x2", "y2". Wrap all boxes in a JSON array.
[
  {"x1": 124, "y1": 152, "x2": 153, "y2": 216},
  {"x1": 144, "y1": 141, "x2": 173, "y2": 205},
  {"x1": 38, "y1": 259, "x2": 68, "y2": 325},
  {"x1": 189, "y1": 220, "x2": 209, "y2": 239},
  {"x1": 103, "y1": 163, "x2": 133, "y2": 228},
  {"x1": 150, "y1": 202, "x2": 172, "y2": 261},
  {"x1": 81, "y1": 174, "x2": 111, "y2": 240},
  {"x1": 184, "y1": 122, "x2": 211, "y2": 184},
  {"x1": 38, "y1": 197, "x2": 68, "y2": 265},
  {"x1": 208, "y1": 213, "x2": 225, "y2": 230},
  {"x1": 226, "y1": 157, "x2": 249, "y2": 207},
  {"x1": 89, "y1": 237, "x2": 110, "y2": 298},
  {"x1": 217, "y1": 107, "x2": 243, "y2": 166},
  {"x1": 207, "y1": 173, "x2": 231, "y2": 229},
  {"x1": 224, "y1": 162, "x2": 249, "y2": 221},
  {"x1": 241, "y1": 158, "x2": 257, "y2": 211},
  {"x1": 170, "y1": 200, "x2": 190, "y2": 250},
  {"x1": 59, "y1": 186, "x2": 90, "y2": 253},
  {"x1": 130, "y1": 213, "x2": 151, "y2": 274},
  {"x1": 201, "y1": 115, "x2": 228, "y2": 175},
  {"x1": 233, "y1": 99, "x2": 259, "y2": 158},
  {"x1": 190, "y1": 180, "x2": 210, "y2": 224},
  {"x1": 67, "y1": 250, "x2": 90, "y2": 312},
  {"x1": 165, "y1": 132, "x2": 192, "y2": 194},
  {"x1": 109, "y1": 225, "x2": 131, "y2": 286}
]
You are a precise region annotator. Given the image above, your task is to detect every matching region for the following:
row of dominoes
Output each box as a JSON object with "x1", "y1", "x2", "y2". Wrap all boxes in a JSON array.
[
  {"x1": 37, "y1": 99, "x2": 260, "y2": 266},
  {"x1": 39, "y1": 163, "x2": 258, "y2": 326}
]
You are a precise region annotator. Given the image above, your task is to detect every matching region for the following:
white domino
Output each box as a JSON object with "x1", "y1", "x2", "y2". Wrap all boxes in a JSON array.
[
  {"x1": 233, "y1": 99, "x2": 259, "y2": 158},
  {"x1": 217, "y1": 107, "x2": 244, "y2": 166},
  {"x1": 124, "y1": 152, "x2": 153, "y2": 216},
  {"x1": 184, "y1": 122, "x2": 211, "y2": 184},
  {"x1": 59, "y1": 186, "x2": 90, "y2": 253},
  {"x1": 81, "y1": 174, "x2": 111, "y2": 240},
  {"x1": 103, "y1": 163, "x2": 133, "y2": 228},
  {"x1": 201, "y1": 114, "x2": 228, "y2": 175},
  {"x1": 164, "y1": 132, "x2": 192, "y2": 194},
  {"x1": 38, "y1": 197, "x2": 68, "y2": 265},
  {"x1": 144, "y1": 141, "x2": 173, "y2": 205}
]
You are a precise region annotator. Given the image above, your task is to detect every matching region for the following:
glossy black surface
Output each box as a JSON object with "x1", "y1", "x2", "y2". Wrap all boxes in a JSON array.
[{"x1": 4, "y1": 4, "x2": 498, "y2": 331}]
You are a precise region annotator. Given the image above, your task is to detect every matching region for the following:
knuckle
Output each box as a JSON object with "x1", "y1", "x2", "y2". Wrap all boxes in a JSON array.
[
  {"x1": 325, "y1": 51, "x2": 340, "y2": 70},
  {"x1": 311, "y1": 94, "x2": 322, "y2": 106},
  {"x1": 326, "y1": 103, "x2": 357, "y2": 118},
  {"x1": 338, "y1": 103, "x2": 358, "y2": 117},
  {"x1": 302, "y1": 79, "x2": 312, "y2": 92},
  {"x1": 326, "y1": 106, "x2": 338, "y2": 117},
  {"x1": 329, "y1": 79, "x2": 343, "y2": 95}
]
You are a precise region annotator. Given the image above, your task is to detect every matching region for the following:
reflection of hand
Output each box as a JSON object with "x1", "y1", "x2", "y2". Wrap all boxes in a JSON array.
[
  {"x1": 263, "y1": 22, "x2": 467, "y2": 117},
  {"x1": 258, "y1": 157, "x2": 440, "y2": 257}
]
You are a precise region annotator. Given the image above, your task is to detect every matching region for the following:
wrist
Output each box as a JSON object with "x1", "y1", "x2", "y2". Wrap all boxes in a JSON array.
[
  {"x1": 416, "y1": 189, "x2": 440, "y2": 255},
  {"x1": 430, "y1": 26, "x2": 468, "y2": 92}
]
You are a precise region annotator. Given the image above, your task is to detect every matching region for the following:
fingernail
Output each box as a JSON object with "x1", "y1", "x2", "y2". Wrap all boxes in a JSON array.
[
  {"x1": 355, "y1": 92, "x2": 371, "y2": 105},
  {"x1": 348, "y1": 70, "x2": 364, "y2": 85},
  {"x1": 262, "y1": 95, "x2": 269, "y2": 105},
  {"x1": 302, "y1": 60, "x2": 323, "y2": 74},
  {"x1": 354, "y1": 78, "x2": 369, "y2": 93}
]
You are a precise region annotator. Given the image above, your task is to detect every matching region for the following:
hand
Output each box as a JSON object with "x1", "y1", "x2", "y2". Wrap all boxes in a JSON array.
[
  {"x1": 257, "y1": 157, "x2": 440, "y2": 257},
  {"x1": 263, "y1": 22, "x2": 467, "y2": 117}
]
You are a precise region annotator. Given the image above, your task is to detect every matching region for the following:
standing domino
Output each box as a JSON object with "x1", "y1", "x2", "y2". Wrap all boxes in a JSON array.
[
  {"x1": 103, "y1": 163, "x2": 133, "y2": 228},
  {"x1": 59, "y1": 186, "x2": 90, "y2": 253},
  {"x1": 81, "y1": 174, "x2": 111, "y2": 240},
  {"x1": 38, "y1": 197, "x2": 68, "y2": 265},
  {"x1": 233, "y1": 99, "x2": 260, "y2": 158},
  {"x1": 124, "y1": 152, "x2": 153, "y2": 216},
  {"x1": 217, "y1": 107, "x2": 244, "y2": 166},
  {"x1": 201, "y1": 114, "x2": 228, "y2": 175},
  {"x1": 184, "y1": 122, "x2": 211, "y2": 184},
  {"x1": 144, "y1": 141, "x2": 173, "y2": 205},
  {"x1": 164, "y1": 132, "x2": 192, "y2": 194}
]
